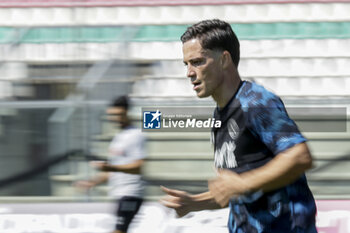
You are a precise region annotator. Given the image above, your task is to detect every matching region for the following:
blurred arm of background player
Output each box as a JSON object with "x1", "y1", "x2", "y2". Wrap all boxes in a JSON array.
[
  {"x1": 90, "y1": 160, "x2": 144, "y2": 174},
  {"x1": 74, "y1": 159, "x2": 144, "y2": 190},
  {"x1": 161, "y1": 142, "x2": 312, "y2": 217}
]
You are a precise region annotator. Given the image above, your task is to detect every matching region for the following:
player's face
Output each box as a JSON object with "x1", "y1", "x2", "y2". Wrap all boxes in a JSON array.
[
  {"x1": 183, "y1": 39, "x2": 224, "y2": 98},
  {"x1": 106, "y1": 107, "x2": 128, "y2": 127}
]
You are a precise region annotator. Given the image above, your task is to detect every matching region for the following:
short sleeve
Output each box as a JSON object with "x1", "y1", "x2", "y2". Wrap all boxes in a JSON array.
[
  {"x1": 246, "y1": 93, "x2": 306, "y2": 156},
  {"x1": 126, "y1": 130, "x2": 147, "y2": 160},
  {"x1": 232, "y1": 82, "x2": 306, "y2": 155}
]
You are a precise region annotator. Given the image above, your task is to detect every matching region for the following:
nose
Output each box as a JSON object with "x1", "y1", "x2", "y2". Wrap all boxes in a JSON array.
[{"x1": 186, "y1": 65, "x2": 196, "y2": 78}]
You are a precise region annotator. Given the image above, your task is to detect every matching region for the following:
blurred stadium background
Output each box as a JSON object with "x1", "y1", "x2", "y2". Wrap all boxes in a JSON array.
[{"x1": 0, "y1": 0, "x2": 350, "y2": 232}]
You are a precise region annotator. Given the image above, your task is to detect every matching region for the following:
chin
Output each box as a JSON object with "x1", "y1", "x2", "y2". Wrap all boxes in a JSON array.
[{"x1": 196, "y1": 92, "x2": 210, "y2": 98}]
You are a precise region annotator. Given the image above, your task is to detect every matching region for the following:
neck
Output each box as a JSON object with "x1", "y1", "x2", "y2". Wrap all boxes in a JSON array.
[
  {"x1": 120, "y1": 121, "x2": 131, "y2": 129},
  {"x1": 213, "y1": 71, "x2": 241, "y2": 109}
]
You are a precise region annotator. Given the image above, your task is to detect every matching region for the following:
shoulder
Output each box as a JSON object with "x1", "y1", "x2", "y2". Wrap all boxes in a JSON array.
[
  {"x1": 124, "y1": 127, "x2": 146, "y2": 140},
  {"x1": 236, "y1": 81, "x2": 289, "y2": 129},
  {"x1": 237, "y1": 81, "x2": 282, "y2": 110}
]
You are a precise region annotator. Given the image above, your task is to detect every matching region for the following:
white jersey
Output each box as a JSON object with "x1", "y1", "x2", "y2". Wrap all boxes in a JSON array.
[{"x1": 108, "y1": 127, "x2": 146, "y2": 198}]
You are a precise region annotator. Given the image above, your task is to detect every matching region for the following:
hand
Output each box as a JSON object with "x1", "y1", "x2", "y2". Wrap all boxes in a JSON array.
[
  {"x1": 160, "y1": 186, "x2": 196, "y2": 217},
  {"x1": 208, "y1": 169, "x2": 248, "y2": 207},
  {"x1": 90, "y1": 161, "x2": 109, "y2": 171},
  {"x1": 73, "y1": 180, "x2": 95, "y2": 191}
]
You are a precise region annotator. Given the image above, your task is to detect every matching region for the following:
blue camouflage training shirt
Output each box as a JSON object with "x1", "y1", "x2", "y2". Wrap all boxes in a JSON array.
[{"x1": 212, "y1": 80, "x2": 317, "y2": 233}]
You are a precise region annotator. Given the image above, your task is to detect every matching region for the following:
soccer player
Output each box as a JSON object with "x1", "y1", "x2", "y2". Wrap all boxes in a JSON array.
[
  {"x1": 161, "y1": 19, "x2": 317, "y2": 233},
  {"x1": 76, "y1": 96, "x2": 146, "y2": 233}
]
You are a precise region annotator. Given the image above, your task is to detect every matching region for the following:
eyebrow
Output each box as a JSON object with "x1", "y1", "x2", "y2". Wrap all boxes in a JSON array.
[{"x1": 183, "y1": 57, "x2": 203, "y2": 65}]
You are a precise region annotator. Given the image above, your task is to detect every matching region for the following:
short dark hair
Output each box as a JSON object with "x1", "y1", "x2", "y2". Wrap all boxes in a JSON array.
[
  {"x1": 110, "y1": 95, "x2": 129, "y2": 110},
  {"x1": 181, "y1": 19, "x2": 240, "y2": 67}
]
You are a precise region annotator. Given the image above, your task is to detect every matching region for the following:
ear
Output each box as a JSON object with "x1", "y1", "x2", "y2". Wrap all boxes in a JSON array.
[{"x1": 221, "y1": 51, "x2": 232, "y2": 69}]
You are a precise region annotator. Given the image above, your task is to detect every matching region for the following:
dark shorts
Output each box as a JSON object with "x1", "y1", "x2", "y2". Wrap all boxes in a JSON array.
[{"x1": 115, "y1": 196, "x2": 143, "y2": 232}]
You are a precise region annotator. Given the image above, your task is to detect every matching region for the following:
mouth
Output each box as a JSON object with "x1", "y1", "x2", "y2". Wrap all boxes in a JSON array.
[{"x1": 192, "y1": 82, "x2": 201, "y2": 91}]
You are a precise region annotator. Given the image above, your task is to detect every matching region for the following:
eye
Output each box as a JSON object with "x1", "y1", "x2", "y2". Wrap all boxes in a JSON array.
[
  {"x1": 192, "y1": 59, "x2": 205, "y2": 67},
  {"x1": 192, "y1": 61, "x2": 200, "y2": 66}
]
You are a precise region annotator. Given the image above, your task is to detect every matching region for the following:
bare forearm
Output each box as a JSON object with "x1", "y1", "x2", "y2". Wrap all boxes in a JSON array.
[
  {"x1": 209, "y1": 143, "x2": 313, "y2": 207},
  {"x1": 99, "y1": 160, "x2": 144, "y2": 174},
  {"x1": 241, "y1": 143, "x2": 313, "y2": 193},
  {"x1": 102, "y1": 164, "x2": 141, "y2": 174},
  {"x1": 160, "y1": 186, "x2": 223, "y2": 218},
  {"x1": 191, "y1": 191, "x2": 223, "y2": 210},
  {"x1": 90, "y1": 172, "x2": 109, "y2": 185}
]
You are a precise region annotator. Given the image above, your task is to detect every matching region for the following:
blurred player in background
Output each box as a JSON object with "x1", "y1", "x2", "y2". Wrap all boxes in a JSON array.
[
  {"x1": 161, "y1": 19, "x2": 317, "y2": 233},
  {"x1": 75, "y1": 96, "x2": 146, "y2": 233}
]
